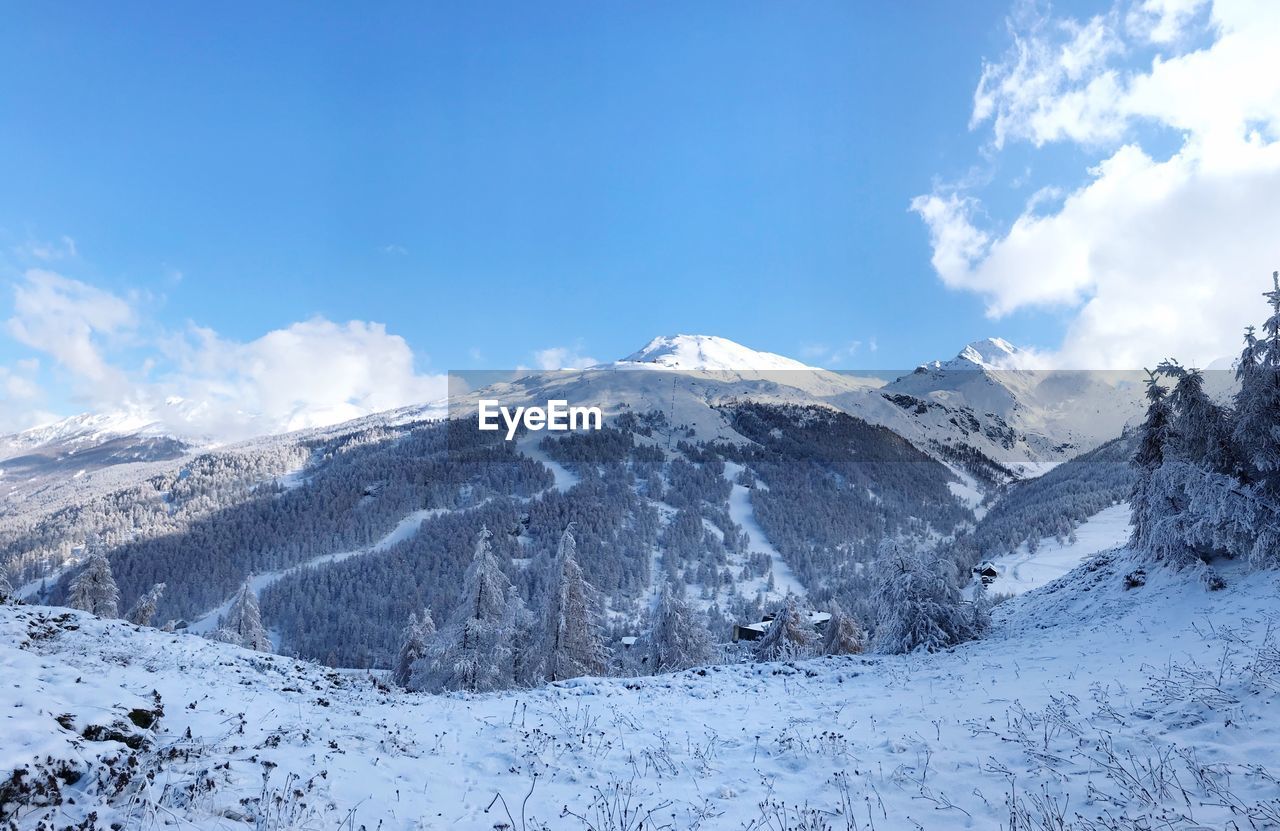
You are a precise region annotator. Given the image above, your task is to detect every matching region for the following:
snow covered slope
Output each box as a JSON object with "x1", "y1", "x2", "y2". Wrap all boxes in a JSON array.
[
  {"x1": 881, "y1": 338, "x2": 1147, "y2": 466},
  {"x1": 977, "y1": 501, "x2": 1133, "y2": 596},
  {"x1": 5, "y1": 550, "x2": 1279, "y2": 830}
]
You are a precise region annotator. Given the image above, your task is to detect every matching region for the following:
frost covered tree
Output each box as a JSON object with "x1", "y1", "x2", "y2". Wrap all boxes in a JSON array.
[
  {"x1": 0, "y1": 568, "x2": 13, "y2": 603},
  {"x1": 542, "y1": 525, "x2": 609, "y2": 682},
  {"x1": 125, "y1": 582, "x2": 166, "y2": 627},
  {"x1": 646, "y1": 581, "x2": 716, "y2": 673},
  {"x1": 1234, "y1": 273, "x2": 1280, "y2": 491},
  {"x1": 68, "y1": 543, "x2": 119, "y2": 618},
  {"x1": 1130, "y1": 369, "x2": 1175, "y2": 555},
  {"x1": 873, "y1": 542, "x2": 972, "y2": 654},
  {"x1": 411, "y1": 528, "x2": 526, "y2": 693},
  {"x1": 820, "y1": 599, "x2": 865, "y2": 656},
  {"x1": 1160, "y1": 362, "x2": 1235, "y2": 473},
  {"x1": 969, "y1": 580, "x2": 992, "y2": 636},
  {"x1": 392, "y1": 609, "x2": 434, "y2": 688},
  {"x1": 754, "y1": 593, "x2": 816, "y2": 662},
  {"x1": 212, "y1": 580, "x2": 272, "y2": 652}
]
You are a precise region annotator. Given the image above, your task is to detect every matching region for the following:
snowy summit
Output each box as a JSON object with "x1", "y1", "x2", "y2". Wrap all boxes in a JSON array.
[
  {"x1": 616, "y1": 334, "x2": 816, "y2": 372},
  {"x1": 920, "y1": 336, "x2": 1024, "y2": 372}
]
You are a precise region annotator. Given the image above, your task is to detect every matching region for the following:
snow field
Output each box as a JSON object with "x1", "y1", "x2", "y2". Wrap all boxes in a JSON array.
[
  {"x1": 5, "y1": 547, "x2": 1280, "y2": 829},
  {"x1": 980, "y1": 502, "x2": 1132, "y2": 596}
]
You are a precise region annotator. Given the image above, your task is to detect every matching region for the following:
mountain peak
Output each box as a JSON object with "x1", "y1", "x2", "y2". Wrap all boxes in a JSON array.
[
  {"x1": 617, "y1": 334, "x2": 814, "y2": 372},
  {"x1": 954, "y1": 337, "x2": 1020, "y2": 368},
  {"x1": 913, "y1": 337, "x2": 1022, "y2": 373}
]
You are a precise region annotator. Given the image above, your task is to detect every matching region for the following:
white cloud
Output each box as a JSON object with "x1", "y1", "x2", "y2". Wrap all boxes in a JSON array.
[
  {"x1": 1126, "y1": 0, "x2": 1210, "y2": 44},
  {"x1": 5, "y1": 270, "x2": 135, "y2": 395},
  {"x1": 532, "y1": 345, "x2": 599, "y2": 371},
  {"x1": 915, "y1": 0, "x2": 1280, "y2": 369},
  {"x1": 2, "y1": 271, "x2": 446, "y2": 441},
  {"x1": 160, "y1": 318, "x2": 447, "y2": 439}
]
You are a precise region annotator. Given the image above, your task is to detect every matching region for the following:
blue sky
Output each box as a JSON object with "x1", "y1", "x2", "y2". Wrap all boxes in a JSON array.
[{"x1": 3, "y1": 0, "x2": 1273, "y2": 436}]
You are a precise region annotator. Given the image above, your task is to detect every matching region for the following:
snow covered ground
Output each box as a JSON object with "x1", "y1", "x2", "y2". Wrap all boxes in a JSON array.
[
  {"x1": 5, "y1": 547, "x2": 1280, "y2": 830},
  {"x1": 980, "y1": 502, "x2": 1133, "y2": 596}
]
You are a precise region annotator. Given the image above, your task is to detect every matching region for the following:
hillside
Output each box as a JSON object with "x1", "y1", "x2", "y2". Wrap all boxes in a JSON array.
[
  {"x1": 0, "y1": 336, "x2": 1150, "y2": 668},
  {"x1": 4, "y1": 548, "x2": 1279, "y2": 829}
]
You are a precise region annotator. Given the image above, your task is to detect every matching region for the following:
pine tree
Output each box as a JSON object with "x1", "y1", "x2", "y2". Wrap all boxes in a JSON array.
[
  {"x1": 392, "y1": 609, "x2": 435, "y2": 688},
  {"x1": 1234, "y1": 273, "x2": 1280, "y2": 489},
  {"x1": 212, "y1": 580, "x2": 272, "y2": 652},
  {"x1": 1160, "y1": 361, "x2": 1235, "y2": 473},
  {"x1": 970, "y1": 580, "x2": 993, "y2": 636},
  {"x1": 646, "y1": 581, "x2": 716, "y2": 673},
  {"x1": 872, "y1": 543, "x2": 972, "y2": 654},
  {"x1": 125, "y1": 582, "x2": 166, "y2": 627},
  {"x1": 543, "y1": 525, "x2": 609, "y2": 682},
  {"x1": 1130, "y1": 369, "x2": 1175, "y2": 553},
  {"x1": 68, "y1": 543, "x2": 119, "y2": 618},
  {"x1": 820, "y1": 599, "x2": 866, "y2": 656},
  {"x1": 411, "y1": 527, "x2": 525, "y2": 693},
  {"x1": 0, "y1": 568, "x2": 13, "y2": 603},
  {"x1": 754, "y1": 593, "x2": 815, "y2": 662}
]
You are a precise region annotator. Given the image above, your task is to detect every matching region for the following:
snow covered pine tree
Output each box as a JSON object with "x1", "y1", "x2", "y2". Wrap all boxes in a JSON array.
[
  {"x1": 821, "y1": 599, "x2": 866, "y2": 656},
  {"x1": 392, "y1": 609, "x2": 434, "y2": 688},
  {"x1": 125, "y1": 582, "x2": 166, "y2": 627},
  {"x1": 1124, "y1": 272, "x2": 1280, "y2": 579},
  {"x1": 68, "y1": 543, "x2": 120, "y2": 618},
  {"x1": 1130, "y1": 369, "x2": 1176, "y2": 558},
  {"x1": 646, "y1": 581, "x2": 716, "y2": 673},
  {"x1": 213, "y1": 580, "x2": 273, "y2": 652},
  {"x1": 1236, "y1": 272, "x2": 1280, "y2": 494},
  {"x1": 410, "y1": 527, "x2": 527, "y2": 693},
  {"x1": 754, "y1": 593, "x2": 816, "y2": 661},
  {"x1": 542, "y1": 525, "x2": 608, "y2": 682},
  {"x1": 873, "y1": 541, "x2": 973, "y2": 654}
]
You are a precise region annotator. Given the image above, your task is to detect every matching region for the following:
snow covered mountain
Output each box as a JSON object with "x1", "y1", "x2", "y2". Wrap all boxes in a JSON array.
[
  {"x1": 0, "y1": 411, "x2": 191, "y2": 506},
  {"x1": 922, "y1": 335, "x2": 1024, "y2": 371},
  {"x1": 617, "y1": 333, "x2": 818, "y2": 371},
  {"x1": 454, "y1": 334, "x2": 1143, "y2": 477},
  {"x1": 880, "y1": 337, "x2": 1147, "y2": 467},
  {"x1": 1, "y1": 412, "x2": 164, "y2": 454},
  {"x1": 0, "y1": 333, "x2": 1150, "y2": 670}
]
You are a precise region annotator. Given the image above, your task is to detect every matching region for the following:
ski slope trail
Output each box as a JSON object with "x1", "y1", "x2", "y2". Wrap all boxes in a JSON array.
[
  {"x1": 723, "y1": 461, "x2": 805, "y2": 599},
  {"x1": 517, "y1": 433, "x2": 578, "y2": 491},
  {"x1": 981, "y1": 501, "x2": 1132, "y2": 595},
  {"x1": 187, "y1": 506, "x2": 444, "y2": 635}
]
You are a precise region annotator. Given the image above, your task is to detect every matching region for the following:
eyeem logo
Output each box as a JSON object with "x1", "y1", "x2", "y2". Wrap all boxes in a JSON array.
[{"x1": 477, "y1": 399, "x2": 603, "y2": 440}]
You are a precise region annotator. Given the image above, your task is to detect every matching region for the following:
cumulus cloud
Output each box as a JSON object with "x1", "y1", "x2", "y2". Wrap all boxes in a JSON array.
[
  {"x1": 915, "y1": 0, "x2": 1280, "y2": 369},
  {"x1": 161, "y1": 319, "x2": 446, "y2": 439},
  {"x1": 2, "y1": 271, "x2": 446, "y2": 441},
  {"x1": 5, "y1": 271, "x2": 135, "y2": 395}
]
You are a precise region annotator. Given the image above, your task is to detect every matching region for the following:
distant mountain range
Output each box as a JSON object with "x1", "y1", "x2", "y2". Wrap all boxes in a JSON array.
[
  {"x1": 0, "y1": 333, "x2": 1152, "y2": 668},
  {"x1": 1, "y1": 333, "x2": 1150, "y2": 507}
]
